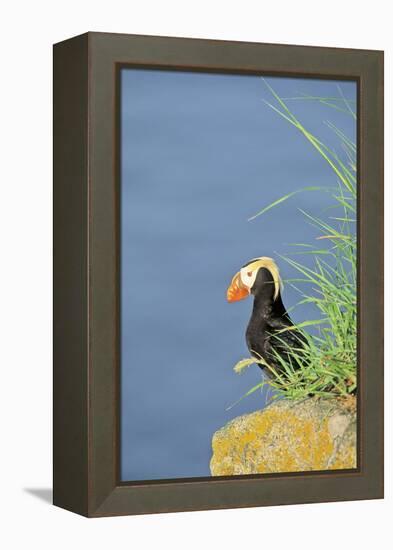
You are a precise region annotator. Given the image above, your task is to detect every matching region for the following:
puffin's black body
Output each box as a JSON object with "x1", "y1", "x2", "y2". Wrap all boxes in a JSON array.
[{"x1": 245, "y1": 267, "x2": 306, "y2": 376}]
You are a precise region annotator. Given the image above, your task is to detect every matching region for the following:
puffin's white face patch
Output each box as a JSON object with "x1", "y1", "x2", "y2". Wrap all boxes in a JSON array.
[
  {"x1": 240, "y1": 267, "x2": 258, "y2": 289},
  {"x1": 239, "y1": 257, "x2": 282, "y2": 299}
]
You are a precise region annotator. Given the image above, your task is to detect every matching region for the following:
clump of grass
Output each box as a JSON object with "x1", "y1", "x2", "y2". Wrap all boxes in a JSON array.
[{"x1": 233, "y1": 80, "x2": 357, "y2": 403}]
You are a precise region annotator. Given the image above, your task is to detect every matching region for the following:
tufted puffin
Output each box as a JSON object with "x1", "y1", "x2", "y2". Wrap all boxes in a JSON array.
[{"x1": 227, "y1": 257, "x2": 306, "y2": 377}]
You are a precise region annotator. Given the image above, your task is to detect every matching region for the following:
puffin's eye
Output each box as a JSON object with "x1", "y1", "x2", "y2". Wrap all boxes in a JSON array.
[{"x1": 247, "y1": 271, "x2": 252, "y2": 277}]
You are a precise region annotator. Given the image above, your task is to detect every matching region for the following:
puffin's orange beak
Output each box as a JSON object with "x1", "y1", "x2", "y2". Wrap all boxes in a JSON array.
[{"x1": 227, "y1": 272, "x2": 250, "y2": 303}]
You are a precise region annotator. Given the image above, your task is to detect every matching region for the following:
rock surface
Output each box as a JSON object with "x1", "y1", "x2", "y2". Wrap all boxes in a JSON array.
[{"x1": 210, "y1": 397, "x2": 356, "y2": 476}]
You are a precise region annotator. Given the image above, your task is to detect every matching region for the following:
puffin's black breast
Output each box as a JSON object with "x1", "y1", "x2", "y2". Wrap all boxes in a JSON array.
[{"x1": 246, "y1": 296, "x2": 306, "y2": 375}]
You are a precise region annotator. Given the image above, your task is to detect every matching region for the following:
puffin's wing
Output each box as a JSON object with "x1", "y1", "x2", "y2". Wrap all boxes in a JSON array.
[{"x1": 265, "y1": 317, "x2": 307, "y2": 370}]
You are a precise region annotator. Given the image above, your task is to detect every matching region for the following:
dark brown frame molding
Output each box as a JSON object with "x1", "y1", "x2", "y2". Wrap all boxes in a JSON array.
[{"x1": 53, "y1": 32, "x2": 384, "y2": 517}]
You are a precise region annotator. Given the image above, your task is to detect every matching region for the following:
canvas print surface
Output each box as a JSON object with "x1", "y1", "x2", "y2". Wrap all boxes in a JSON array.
[{"x1": 120, "y1": 69, "x2": 357, "y2": 481}]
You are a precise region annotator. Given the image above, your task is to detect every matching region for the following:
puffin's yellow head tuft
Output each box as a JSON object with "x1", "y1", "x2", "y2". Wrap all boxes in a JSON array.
[{"x1": 227, "y1": 257, "x2": 282, "y2": 303}]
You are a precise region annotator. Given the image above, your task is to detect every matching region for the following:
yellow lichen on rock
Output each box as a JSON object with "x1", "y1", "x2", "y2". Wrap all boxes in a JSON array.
[{"x1": 210, "y1": 397, "x2": 356, "y2": 476}]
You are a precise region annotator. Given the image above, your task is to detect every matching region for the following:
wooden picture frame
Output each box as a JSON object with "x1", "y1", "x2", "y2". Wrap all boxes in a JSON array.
[{"x1": 53, "y1": 32, "x2": 384, "y2": 517}]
